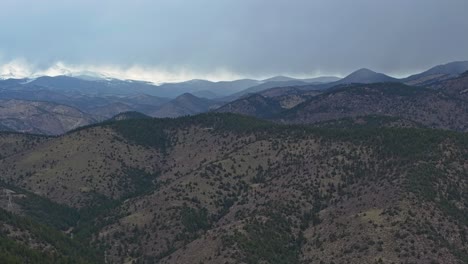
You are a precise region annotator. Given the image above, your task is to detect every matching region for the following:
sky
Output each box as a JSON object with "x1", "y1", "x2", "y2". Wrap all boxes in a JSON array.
[{"x1": 1, "y1": 0, "x2": 468, "y2": 83}]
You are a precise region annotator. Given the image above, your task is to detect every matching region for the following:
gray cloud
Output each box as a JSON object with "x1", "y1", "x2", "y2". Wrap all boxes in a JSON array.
[{"x1": 1, "y1": 0, "x2": 468, "y2": 80}]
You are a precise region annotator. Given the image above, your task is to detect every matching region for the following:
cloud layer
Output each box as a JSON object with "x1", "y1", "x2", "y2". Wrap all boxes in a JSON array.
[
  {"x1": 0, "y1": 60, "x2": 243, "y2": 83},
  {"x1": 1, "y1": 0, "x2": 468, "y2": 81}
]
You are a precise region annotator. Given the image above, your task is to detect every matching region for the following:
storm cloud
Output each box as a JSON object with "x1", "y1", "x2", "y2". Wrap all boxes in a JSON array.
[{"x1": 1, "y1": 0, "x2": 467, "y2": 82}]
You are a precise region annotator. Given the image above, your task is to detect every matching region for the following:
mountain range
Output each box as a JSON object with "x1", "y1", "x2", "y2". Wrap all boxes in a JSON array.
[
  {"x1": 0, "y1": 60, "x2": 467, "y2": 263},
  {"x1": 216, "y1": 62, "x2": 468, "y2": 129},
  {"x1": 0, "y1": 60, "x2": 467, "y2": 135}
]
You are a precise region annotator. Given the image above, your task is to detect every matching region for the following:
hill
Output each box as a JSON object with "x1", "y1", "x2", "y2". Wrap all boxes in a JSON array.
[
  {"x1": 223, "y1": 80, "x2": 310, "y2": 101},
  {"x1": 404, "y1": 61, "x2": 468, "y2": 85},
  {"x1": 218, "y1": 74, "x2": 468, "y2": 132},
  {"x1": 216, "y1": 88, "x2": 321, "y2": 117},
  {"x1": 334, "y1": 68, "x2": 399, "y2": 84},
  {"x1": 9, "y1": 76, "x2": 260, "y2": 98},
  {"x1": 302, "y1": 76, "x2": 341, "y2": 83},
  {"x1": 277, "y1": 82, "x2": 468, "y2": 131},
  {"x1": 0, "y1": 113, "x2": 466, "y2": 263},
  {"x1": 215, "y1": 94, "x2": 284, "y2": 118},
  {"x1": 221, "y1": 68, "x2": 400, "y2": 104},
  {"x1": 0, "y1": 84, "x2": 169, "y2": 119},
  {"x1": 427, "y1": 70, "x2": 468, "y2": 101},
  {"x1": 27, "y1": 76, "x2": 160, "y2": 96},
  {"x1": 220, "y1": 62, "x2": 468, "y2": 106},
  {"x1": 109, "y1": 111, "x2": 151, "y2": 121},
  {"x1": 261, "y1": 76, "x2": 340, "y2": 83},
  {"x1": 151, "y1": 93, "x2": 219, "y2": 118},
  {"x1": 0, "y1": 99, "x2": 97, "y2": 135}
]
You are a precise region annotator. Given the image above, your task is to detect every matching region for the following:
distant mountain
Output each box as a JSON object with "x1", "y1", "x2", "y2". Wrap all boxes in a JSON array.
[
  {"x1": 216, "y1": 94, "x2": 284, "y2": 118},
  {"x1": 262, "y1": 75, "x2": 340, "y2": 83},
  {"x1": 335, "y1": 68, "x2": 399, "y2": 84},
  {"x1": 1, "y1": 62, "x2": 467, "y2": 130},
  {"x1": 27, "y1": 76, "x2": 159, "y2": 96},
  {"x1": 0, "y1": 78, "x2": 28, "y2": 88},
  {"x1": 262, "y1": 76, "x2": 298, "y2": 82},
  {"x1": 192, "y1": 90, "x2": 220, "y2": 99},
  {"x1": 221, "y1": 69, "x2": 396, "y2": 105},
  {"x1": 21, "y1": 76, "x2": 262, "y2": 98},
  {"x1": 214, "y1": 71, "x2": 468, "y2": 132},
  {"x1": 403, "y1": 61, "x2": 468, "y2": 85},
  {"x1": 87, "y1": 102, "x2": 135, "y2": 118},
  {"x1": 223, "y1": 80, "x2": 310, "y2": 101},
  {"x1": 0, "y1": 99, "x2": 97, "y2": 134},
  {"x1": 157, "y1": 79, "x2": 260, "y2": 97},
  {"x1": 302, "y1": 76, "x2": 341, "y2": 83},
  {"x1": 277, "y1": 82, "x2": 468, "y2": 131},
  {"x1": 0, "y1": 86, "x2": 76, "y2": 104},
  {"x1": 428, "y1": 71, "x2": 468, "y2": 101},
  {"x1": 223, "y1": 69, "x2": 398, "y2": 102},
  {"x1": 0, "y1": 86, "x2": 169, "y2": 118},
  {"x1": 123, "y1": 94, "x2": 169, "y2": 106},
  {"x1": 151, "y1": 93, "x2": 218, "y2": 118},
  {"x1": 109, "y1": 111, "x2": 151, "y2": 121},
  {"x1": 216, "y1": 87, "x2": 322, "y2": 117}
]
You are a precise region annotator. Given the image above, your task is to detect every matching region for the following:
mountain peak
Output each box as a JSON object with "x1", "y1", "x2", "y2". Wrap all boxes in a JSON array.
[
  {"x1": 262, "y1": 76, "x2": 297, "y2": 82},
  {"x1": 350, "y1": 68, "x2": 378, "y2": 75},
  {"x1": 339, "y1": 68, "x2": 398, "y2": 84},
  {"x1": 414, "y1": 61, "x2": 468, "y2": 77},
  {"x1": 403, "y1": 60, "x2": 468, "y2": 84}
]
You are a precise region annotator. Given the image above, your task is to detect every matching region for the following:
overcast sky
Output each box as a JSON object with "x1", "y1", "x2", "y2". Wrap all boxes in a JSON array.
[{"x1": 1, "y1": 0, "x2": 468, "y2": 82}]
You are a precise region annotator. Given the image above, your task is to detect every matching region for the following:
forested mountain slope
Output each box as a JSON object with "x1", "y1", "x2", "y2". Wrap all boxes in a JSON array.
[{"x1": 0, "y1": 114, "x2": 466, "y2": 263}]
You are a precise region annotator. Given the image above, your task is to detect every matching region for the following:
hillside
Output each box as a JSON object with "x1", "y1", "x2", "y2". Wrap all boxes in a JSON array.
[
  {"x1": 222, "y1": 80, "x2": 310, "y2": 101},
  {"x1": 0, "y1": 113, "x2": 466, "y2": 263},
  {"x1": 404, "y1": 61, "x2": 468, "y2": 85},
  {"x1": 428, "y1": 71, "x2": 468, "y2": 101},
  {"x1": 215, "y1": 94, "x2": 284, "y2": 118},
  {"x1": 109, "y1": 111, "x2": 151, "y2": 121},
  {"x1": 0, "y1": 100, "x2": 97, "y2": 135},
  {"x1": 218, "y1": 76, "x2": 468, "y2": 133},
  {"x1": 277, "y1": 83, "x2": 468, "y2": 131},
  {"x1": 216, "y1": 88, "x2": 322, "y2": 117},
  {"x1": 151, "y1": 93, "x2": 219, "y2": 118}
]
